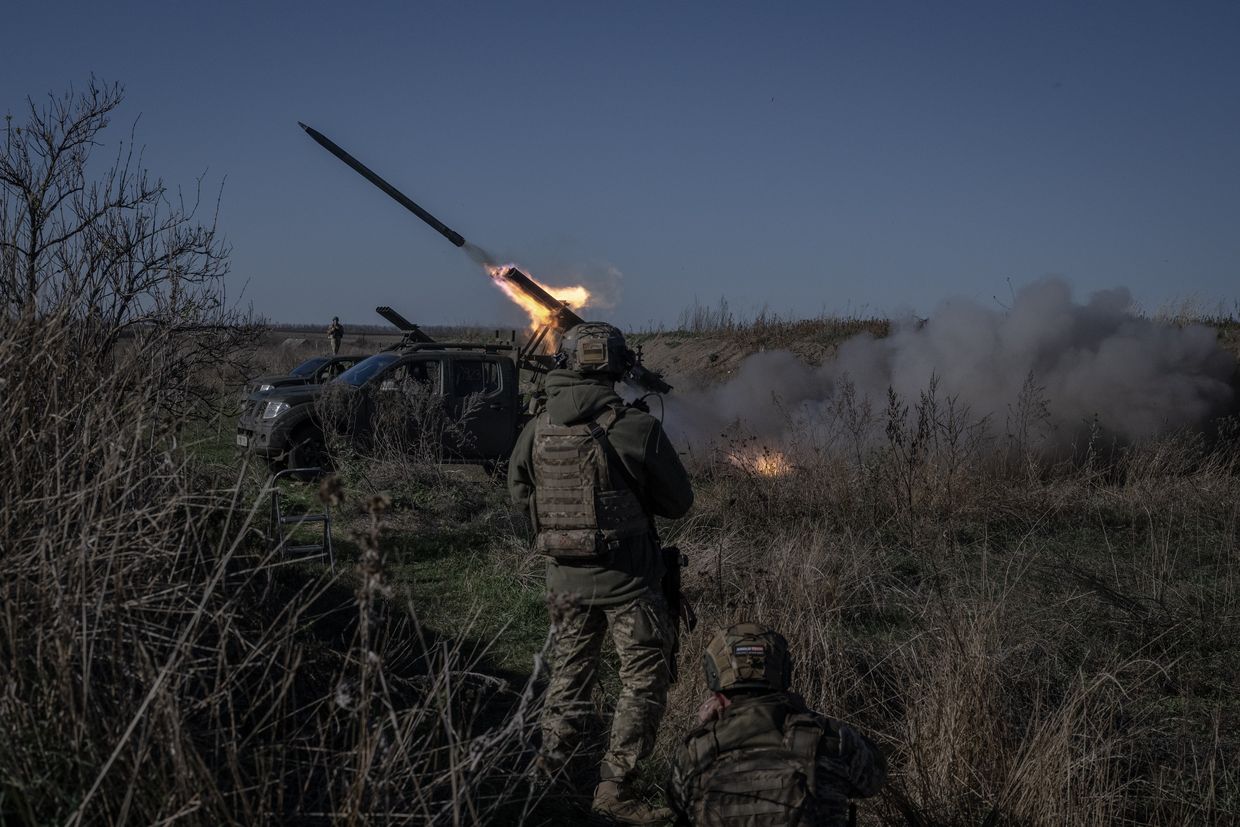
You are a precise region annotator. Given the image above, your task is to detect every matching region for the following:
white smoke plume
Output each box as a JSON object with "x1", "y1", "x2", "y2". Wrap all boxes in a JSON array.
[{"x1": 664, "y1": 278, "x2": 1237, "y2": 453}]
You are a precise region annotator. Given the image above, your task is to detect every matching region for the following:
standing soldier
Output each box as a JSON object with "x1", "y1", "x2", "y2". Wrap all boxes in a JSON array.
[
  {"x1": 327, "y1": 316, "x2": 344, "y2": 354},
  {"x1": 669, "y1": 623, "x2": 886, "y2": 826},
  {"x1": 508, "y1": 322, "x2": 694, "y2": 825}
]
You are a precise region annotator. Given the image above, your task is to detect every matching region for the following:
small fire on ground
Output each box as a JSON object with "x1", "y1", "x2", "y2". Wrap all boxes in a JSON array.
[
  {"x1": 727, "y1": 448, "x2": 793, "y2": 477},
  {"x1": 487, "y1": 264, "x2": 591, "y2": 331}
]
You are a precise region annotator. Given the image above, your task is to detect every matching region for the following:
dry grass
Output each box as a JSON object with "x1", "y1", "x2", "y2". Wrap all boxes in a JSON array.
[
  {"x1": 5, "y1": 298, "x2": 1238, "y2": 824},
  {"x1": 669, "y1": 296, "x2": 890, "y2": 348},
  {"x1": 650, "y1": 379, "x2": 1240, "y2": 824},
  {"x1": 0, "y1": 309, "x2": 551, "y2": 825}
]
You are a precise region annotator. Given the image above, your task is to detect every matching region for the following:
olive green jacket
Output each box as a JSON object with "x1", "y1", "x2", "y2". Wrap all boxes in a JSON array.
[{"x1": 508, "y1": 370, "x2": 694, "y2": 606}]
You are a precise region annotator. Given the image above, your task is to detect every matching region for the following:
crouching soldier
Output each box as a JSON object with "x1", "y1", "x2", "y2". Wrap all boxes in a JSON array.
[
  {"x1": 669, "y1": 623, "x2": 886, "y2": 826},
  {"x1": 508, "y1": 322, "x2": 694, "y2": 824}
]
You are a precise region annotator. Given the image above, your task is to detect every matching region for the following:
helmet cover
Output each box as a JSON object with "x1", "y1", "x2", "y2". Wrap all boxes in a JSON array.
[
  {"x1": 558, "y1": 322, "x2": 628, "y2": 376},
  {"x1": 702, "y1": 622, "x2": 792, "y2": 693}
]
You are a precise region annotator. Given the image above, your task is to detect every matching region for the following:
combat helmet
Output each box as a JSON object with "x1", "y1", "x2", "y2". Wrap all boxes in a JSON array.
[
  {"x1": 702, "y1": 622, "x2": 792, "y2": 693},
  {"x1": 557, "y1": 322, "x2": 628, "y2": 377}
]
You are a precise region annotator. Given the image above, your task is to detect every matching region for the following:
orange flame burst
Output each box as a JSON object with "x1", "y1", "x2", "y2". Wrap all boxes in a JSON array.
[
  {"x1": 487, "y1": 264, "x2": 591, "y2": 331},
  {"x1": 727, "y1": 448, "x2": 793, "y2": 477}
]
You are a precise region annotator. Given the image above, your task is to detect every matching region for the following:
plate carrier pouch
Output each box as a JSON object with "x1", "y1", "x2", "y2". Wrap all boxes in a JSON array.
[
  {"x1": 531, "y1": 406, "x2": 650, "y2": 561},
  {"x1": 684, "y1": 711, "x2": 827, "y2": 826}
]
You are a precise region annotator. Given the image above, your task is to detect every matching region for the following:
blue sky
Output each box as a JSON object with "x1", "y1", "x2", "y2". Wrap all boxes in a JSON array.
[{"x1": 3, "y1": 1, "x2": 1238, "y2": 327}]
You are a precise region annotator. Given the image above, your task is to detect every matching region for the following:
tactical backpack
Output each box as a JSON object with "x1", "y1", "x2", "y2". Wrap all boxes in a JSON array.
[
  {"x1": 530, "y1": 406, "x2": 650, "y2": 561},
  {"x1": 683, "y1": 712, "x2": 827, "y2": 826}
]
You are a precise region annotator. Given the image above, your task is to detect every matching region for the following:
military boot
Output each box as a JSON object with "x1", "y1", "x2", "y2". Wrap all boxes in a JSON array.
[{"x1": 590, "y1": 780, "x2": 671, "y2": 825}]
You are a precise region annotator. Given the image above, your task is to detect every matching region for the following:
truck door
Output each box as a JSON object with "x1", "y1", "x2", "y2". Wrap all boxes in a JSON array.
[
  {"x1": 370, "y1": 357, "x2": 444, "y2": 449},
  {"x1": 447, "y1": 355, "x2": 517, "y2": 459}
]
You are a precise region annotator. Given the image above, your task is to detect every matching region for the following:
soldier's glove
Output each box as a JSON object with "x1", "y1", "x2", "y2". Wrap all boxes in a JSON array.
[{"x1": 835, "y1": 723, "x2": 870, "y2": 783}]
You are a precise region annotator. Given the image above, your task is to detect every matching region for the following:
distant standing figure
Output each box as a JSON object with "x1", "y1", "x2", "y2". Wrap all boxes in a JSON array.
[
  {"x1": 327, "y1": 316, "x2": 344, "y2": 354},
  {"x1": 669, "y1": 623, "x2": 886, "y2": 826}
]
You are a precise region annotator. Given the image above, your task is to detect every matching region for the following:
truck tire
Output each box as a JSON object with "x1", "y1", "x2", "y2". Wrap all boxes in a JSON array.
[{"x1": 286, "y1": 426, "x2": 329, "y2": 480}]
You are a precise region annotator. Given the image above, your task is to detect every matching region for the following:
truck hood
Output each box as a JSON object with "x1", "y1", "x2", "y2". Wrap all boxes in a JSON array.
[
  {"x1": 262, "y1": 383, "x2": 332, "y2": 408},
  {"x1": 250, "y1": 372, "x2": 306, "y2": 388}
]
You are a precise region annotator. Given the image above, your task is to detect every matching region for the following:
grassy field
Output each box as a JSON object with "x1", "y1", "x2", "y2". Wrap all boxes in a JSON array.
[
  {"x1": 5, "y1": 311, "x2": 1239, "y2": 825},
  {"x1": 184, "y1": 317, "x2": 1240, "y2": 824}
]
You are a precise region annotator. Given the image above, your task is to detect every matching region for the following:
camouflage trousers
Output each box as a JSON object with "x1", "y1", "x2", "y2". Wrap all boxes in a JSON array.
[
  {"x1": 330, "y1": 336, "x2": 342, "y2": 354},
  {"x1": 542, "y1": 588, "x2": 672, "y2": 784}
]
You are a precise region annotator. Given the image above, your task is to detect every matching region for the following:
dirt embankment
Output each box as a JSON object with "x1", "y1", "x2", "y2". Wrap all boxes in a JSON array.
[
  {"x1": 638, "y1": 317, "x2": 1240, "y2": 391},
  {"x1": 634, "y1": 318, "x2": 890, "y2": 389}
]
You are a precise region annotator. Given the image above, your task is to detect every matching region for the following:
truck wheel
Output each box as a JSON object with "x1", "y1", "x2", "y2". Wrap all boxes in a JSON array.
[{"x1": 287, "y1": 427, "x2": 329, "y2": 480}]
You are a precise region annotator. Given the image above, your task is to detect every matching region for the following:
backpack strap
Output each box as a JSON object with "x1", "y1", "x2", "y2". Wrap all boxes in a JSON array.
[
  {"x1": 585, "y1": 407, "x2": 638, "y2": 491},
  {"x1": 782, "y1": 713, "x2": 825, "y2": 794},
  {"x1": 584, "y1": 406, "x2": 659, "y2": 541}
]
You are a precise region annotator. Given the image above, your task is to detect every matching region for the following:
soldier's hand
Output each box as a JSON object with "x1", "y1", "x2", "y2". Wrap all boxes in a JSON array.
[{"x1": 696, "y1": 692, "x2": 729, "y2": 724}]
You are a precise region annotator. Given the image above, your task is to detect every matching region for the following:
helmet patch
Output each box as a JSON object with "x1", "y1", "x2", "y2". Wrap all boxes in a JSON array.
[
  {"x1": 558, "y1": 322, "x2": 628, "y2": 376},
  {"x1": 579, "y1": 340, "x2": 608, "y2": 367},
  {"x1": 702, "y1": 622, "x2": 793, "y2": 693}
]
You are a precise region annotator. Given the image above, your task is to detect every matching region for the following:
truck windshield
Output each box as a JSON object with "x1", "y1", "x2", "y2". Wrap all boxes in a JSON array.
[
  {"x1": 291, "y1": 357, "x2": 329, "y2": 377},
  {"x1": 336, "y1": 353, "x2": 399, "y2": 386}
]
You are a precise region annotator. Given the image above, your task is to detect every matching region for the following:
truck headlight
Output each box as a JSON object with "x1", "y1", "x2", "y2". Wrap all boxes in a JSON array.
[
  {"x1": 262, "y1": 401, "x2": 290, "y2": 420},
  {"x1": 258, "y1": 383, "x2": 274, "y2": 392}
]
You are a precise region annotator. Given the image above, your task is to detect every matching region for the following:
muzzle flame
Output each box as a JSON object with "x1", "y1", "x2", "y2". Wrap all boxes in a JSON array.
[
  {"x1": 728, "y1": 448, "x2": 792, "y2": 477},
  {"x1": 487, "y1": 264, "x2": 591, "y2": 331}
]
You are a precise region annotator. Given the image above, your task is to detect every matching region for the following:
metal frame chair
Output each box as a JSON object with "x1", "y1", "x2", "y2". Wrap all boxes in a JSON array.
[{"x1": 269, "y1": 467, "x2": 335, "y2": 572}]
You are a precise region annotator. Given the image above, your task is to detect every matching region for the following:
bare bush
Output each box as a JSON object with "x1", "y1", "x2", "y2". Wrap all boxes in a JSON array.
[
  {"x1": 0, "y1": 77, "x2": 259, "y2": 415},
  {"x1": 0, "y1": 80, "x2": 548, "y2": 826},
  {"x1": 0, "y1": 304, "x2": 557, "y2": 824}
]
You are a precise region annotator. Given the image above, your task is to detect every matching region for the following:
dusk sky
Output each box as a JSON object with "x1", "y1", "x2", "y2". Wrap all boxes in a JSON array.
[{"x1": 4, "y1": 1, "x2": 1238, "y2": 328}]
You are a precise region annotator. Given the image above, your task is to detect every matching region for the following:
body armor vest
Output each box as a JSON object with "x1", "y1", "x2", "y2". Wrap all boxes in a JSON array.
[
  {"x1": 682, "y1": 700, "x2": 837, "y2": 826},
  {"x1": 531, "y1": 406, "x2": 651, "y2": 561}
]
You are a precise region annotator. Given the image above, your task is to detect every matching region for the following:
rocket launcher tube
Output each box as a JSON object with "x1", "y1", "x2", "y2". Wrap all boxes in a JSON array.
[
  {"x1": 298, "y1": 121, "x2": 672, "y2": 394},
  {"x1": 497, "y1": 266, "x2": 586, "y2": 328},
  {"x1": 298, "y1": 122, "x2": 466, "y2": 248},
  {"x1": 499, "y1": 266, "x2": 672, "y2": 394}
]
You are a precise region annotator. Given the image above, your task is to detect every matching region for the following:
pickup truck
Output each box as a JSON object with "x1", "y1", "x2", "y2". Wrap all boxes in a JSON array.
[
  {"x1": 236, "y1": 343, "x2": 525, "y2": 472},
  {"x1": 241, "y1": 354, "x2": 370, "y2": 398},
  {"x1": 237, "y1": 354, "x2": 370, "y2": 433}
]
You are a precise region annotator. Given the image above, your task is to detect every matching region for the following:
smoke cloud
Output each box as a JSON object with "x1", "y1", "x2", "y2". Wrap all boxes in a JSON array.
[
  {"x1": 664, "y1": 278, "x2": 1237, "y2": 453},
  {"x1": 463, "y1": 242, "x2": 494, "y2": 267}
]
